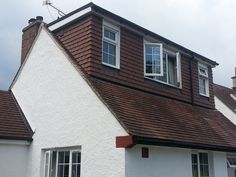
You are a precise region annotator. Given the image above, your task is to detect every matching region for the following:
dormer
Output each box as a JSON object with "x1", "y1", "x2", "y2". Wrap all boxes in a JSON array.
[{"x1": 46, "y1": 3, "x2": 218, "y2": 109}]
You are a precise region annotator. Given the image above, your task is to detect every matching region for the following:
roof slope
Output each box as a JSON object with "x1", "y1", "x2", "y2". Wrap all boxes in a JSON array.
[
  {"x1": 90, "y1": 77, "x2": 236, "y2": 151},
  {"x1": 214, "y1": 84, "x2": 236, "y2": 113},
  {"x1": 0, "y1": 91, "x2": 32, "y2": 141}
]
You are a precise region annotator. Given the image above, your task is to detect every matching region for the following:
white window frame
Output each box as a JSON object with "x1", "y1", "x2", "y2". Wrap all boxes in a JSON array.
[
  {"x1": 198, "y1": 63, "x2": 209, "y2": 97},
  {"x1": 102, "y1": 20, "x2": 120, "y2": 69},
  {"x1": 43, "y1": 149, "x2": 81, "y2": 177},
  {"x1": 144, "y1": 44, "x2": 182, "y2": 88},
  {"x1": 144, "y1": 41, "x2": 163, "y2": 76},
  {"x1": 227, "y1": 156, "x2": 236, "y2": 168},
  {"x1": 191, "y1": 151, "x2": 210, "y2": 177}
]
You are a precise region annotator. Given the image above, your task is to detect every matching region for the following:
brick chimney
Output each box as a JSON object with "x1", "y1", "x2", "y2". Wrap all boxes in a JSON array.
[
  {"x1": 232, "y1": 67, "x2": 236, "y2": 94},
  {"x1": 21, "y1": 16, "x2": 43, "y2": 64}
]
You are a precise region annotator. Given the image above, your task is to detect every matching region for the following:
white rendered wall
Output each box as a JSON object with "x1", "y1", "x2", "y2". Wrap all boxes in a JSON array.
[
  {"x1": 215, "y1": 96, "x2": 236, "y2": 125},
  {"x1": 0, "y1": 143, "x2": 29, "y2": 177},
  {"x1": 125, "y1": 145, "x2": 229, "y2": 177},
  {"x1": 11, "y1": 27, "x2": 127, "y2": 177},
  {"x1": 212, "y1": 152, "x2": 228, "y2": 177}
]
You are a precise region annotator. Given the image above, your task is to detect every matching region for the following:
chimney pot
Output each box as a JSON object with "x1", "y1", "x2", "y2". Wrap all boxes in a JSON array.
[
  {"x1": 36, "y1": 16, "x2": 43, "y2": 22},
  {"x1": 28, "y1": 18, "x2": 36, "y2": 24}
]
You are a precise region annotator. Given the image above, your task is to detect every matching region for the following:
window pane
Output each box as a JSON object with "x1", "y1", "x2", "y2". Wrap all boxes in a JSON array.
[
  {"x1": 109, "y1": 54, "x2": 116, "y2": 66},
  {"x1": 72, "y1": 165, "x2": 76, "y2": 177},
  {"x1": 145, "y1": 44, "x2": 161, "y2": 75},
  {"x1": 199, "y1": 153, "x2": 208, "y2": 164},
  {"x1": 72, "y1": 152, "x2": 81, "y2": 163},
  {"x1": 200, "y1": 165, "x2": 209, "y2": 177},
  {"x1": 104, "y1": 29, "x2": 110, "y2": 38},
  {"x1": 109, "y1": 43, "x2": 116, "y2": 56},
  {"x1": 44, "y1": 152, "x2": 50, "y2": 177},
  {"x1": 72, "y1": 152, "x2": 81, "y2": 177},
  {"x1": 110, "y1": 32, "x2": 116, "y2": 41},
  {"x1": 155, "y1": 54, "x2": 167, "y2": 82},
  {"x1": 168, "y1": 54, "x2": 177, "y2": 86},
  {"x1": 145, "y1": 45, "x2": 152, "y2": 54},
  {"x1": 58, "y1": 165, "x2": 63, "y2": 177},
  {"x1": 192, "y1": 154, "x2": 199, "y2": 177},
  {"x1": 199, "y1": 77, "x2": 206, "y2": 95},
  {"x1": 58, "y1": 152, "x2": 64, "y2": 163},
  {"x1": 103, "y1": 42, "x2": 116, "y2": 66},
  {"x1": 104, "y1": 29, "x2": 116, "y2": 41},
  {"x1": 103, "y1": 41, "x2": 109, "y2": 53},
  {"x1": 64, "y1": 165, "x2": 69, "y2": 177},
  {"x1": 65, "y1": 151, "x2": 70, "y2": 163},
  {"x1": 103, "y1": 53, "x2": 109, "y2": 64},
  {"x1": 146, "y1": 55, "x2": 152, "y2": 64},
  {"x1": 199, "y1": 153, "x2": 209, "y2": 177}
]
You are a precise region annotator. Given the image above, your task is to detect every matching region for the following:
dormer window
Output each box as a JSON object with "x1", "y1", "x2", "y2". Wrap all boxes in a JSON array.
[
  {"x1": 144, "y1": 43, "x2": 163, "y2": 76},
  {"x1": 102, "y1": 21, "x2": 120, "y2": 69},
  {"x1": 198, "y1": 63, "x2": 209, "y2": 97},
  {"x1": 144, "y1": 41, "x2": 181, "y2": 88}
]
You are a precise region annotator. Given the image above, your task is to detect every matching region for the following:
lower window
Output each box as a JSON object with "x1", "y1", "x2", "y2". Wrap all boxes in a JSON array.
[
  {"x1": 192, "y1": 152, "x2": 209, "y2": 177},
  {"x1": 44, "y1": 149, "x2": 81, "y2": 177}
]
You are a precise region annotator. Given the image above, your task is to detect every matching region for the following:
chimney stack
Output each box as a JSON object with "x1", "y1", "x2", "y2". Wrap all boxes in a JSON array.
[
  {"x1": 21, "y1": 16, "x2": 44, "y2": 64},
  {"x1": 232, "y1": 67, "x2": 236, "y2": 94}
]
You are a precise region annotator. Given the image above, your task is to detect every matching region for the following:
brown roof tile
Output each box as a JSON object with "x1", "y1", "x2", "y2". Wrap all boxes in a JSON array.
[
  {"x1": 214, "y1": 84, "x2": 236, "y2": 113},
  {"x1": 90, "y1": 77, "x2": 236, "y2": 151},
  {"x1": 0, "y1": 91, "x2": 32, "y2": 141}
]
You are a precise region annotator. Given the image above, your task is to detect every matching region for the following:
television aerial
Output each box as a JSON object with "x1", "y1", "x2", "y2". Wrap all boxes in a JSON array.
[{"x1": 43, "y1": 0, "x2": 66, "y2": 18}]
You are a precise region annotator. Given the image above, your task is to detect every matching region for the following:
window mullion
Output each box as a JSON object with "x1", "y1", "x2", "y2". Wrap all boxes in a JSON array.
[
  {"x1": 69, "y1": 151, "x2": 72, "y2": 177},
  {"x1": 166, "y1": 54, "x2": 169, "y2": 84},
  {"x1": 198, "y1": 153, "x2": 200, "y2": 177},
  {"x1": 55, "y1": 152, "x2": 58, "y2": 177}
]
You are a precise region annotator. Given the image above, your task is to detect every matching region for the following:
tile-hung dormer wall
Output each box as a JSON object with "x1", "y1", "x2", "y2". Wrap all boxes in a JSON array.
[{"x1": 53, "y1": 14, "x2": 215, "y2": 109}]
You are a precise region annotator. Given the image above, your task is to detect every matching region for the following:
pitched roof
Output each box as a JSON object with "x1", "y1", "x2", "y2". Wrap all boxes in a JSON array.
[
  {"x1": 89, "y1": 77, "x2": 236, "y2": 152},
  {"x1": 214, "y1": 84, "x2": 236, "y2": 113},
  {"x1": 0, "y1": 91, "x2": 32, "y2": 141}
]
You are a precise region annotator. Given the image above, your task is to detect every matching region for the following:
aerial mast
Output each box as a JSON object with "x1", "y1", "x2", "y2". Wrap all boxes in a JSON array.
[{"x1": 43, "y1": 0, "x2": 66, "y2": 18}]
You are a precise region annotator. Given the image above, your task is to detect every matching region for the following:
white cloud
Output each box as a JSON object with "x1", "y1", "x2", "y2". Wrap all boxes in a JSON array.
[{"x1": 0, "y1": 0, "x2": 235, "y2": 90}]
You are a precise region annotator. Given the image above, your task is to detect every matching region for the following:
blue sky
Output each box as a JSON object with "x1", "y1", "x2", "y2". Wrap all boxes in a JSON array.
[{"x1": 0, "y1": 0, "x2": 235, "y2": 90}]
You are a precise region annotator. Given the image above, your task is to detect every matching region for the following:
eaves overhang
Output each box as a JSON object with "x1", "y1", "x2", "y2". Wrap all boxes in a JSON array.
[{"x1": 116, "y1": 135, "x2": 236, "y2": 153}]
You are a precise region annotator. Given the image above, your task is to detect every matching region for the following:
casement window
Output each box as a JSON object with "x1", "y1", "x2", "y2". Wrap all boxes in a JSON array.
[
  {"x1": 192, "y1": 152, "x2": 209, "y2": 177},
  {"x1": 198, "y1": 63, "x2": 209, "y2": 97},
  {"x1": 227, "y1": 157, "x2": 236, "y2": 168},
  {"x1": 144, "y1": 43, "x2": 163, "y2": 76},
  {"x1": 102, "y1": 21, "x2": 120, "y2": 69},
  {"x1": 43, "y1": 149, "x2": 81, "y2": 177},
  {"x1": 144, "y1": 42, "x2": 182, "y2": 88}
]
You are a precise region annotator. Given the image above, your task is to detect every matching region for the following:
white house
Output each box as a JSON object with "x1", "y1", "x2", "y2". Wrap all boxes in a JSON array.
[{"x1": 3, "y1": 2, "x2": 236, "y2": 177}]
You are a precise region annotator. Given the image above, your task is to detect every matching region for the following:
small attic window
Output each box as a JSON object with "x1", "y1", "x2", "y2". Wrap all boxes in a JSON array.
[
  {"x1": 102, "y1": 20, "x2": 120, "y2": 69},
  {"x1": 198, "y1": 63, "x2": 209, "y2": 97}
]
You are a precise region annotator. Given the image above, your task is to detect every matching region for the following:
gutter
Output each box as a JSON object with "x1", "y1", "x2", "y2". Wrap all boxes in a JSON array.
[{"x1": 116, "y1": 135, "x2": 236, "y2": 153}]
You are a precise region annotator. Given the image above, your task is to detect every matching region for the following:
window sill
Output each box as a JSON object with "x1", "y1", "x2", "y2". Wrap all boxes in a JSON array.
[
  {"x1": 102, "y1": 62, "x2": 120, "y2": 69},
  {"x1": 199, "y1": 93, "x2": 210, "y2": 98},
  {"x1": 144, "y1": 76, "x2": 182, "y2": 90}
]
